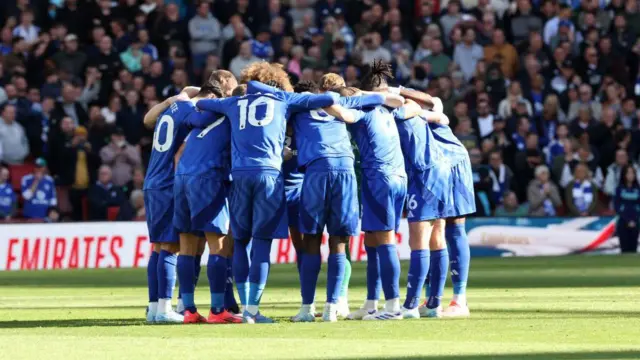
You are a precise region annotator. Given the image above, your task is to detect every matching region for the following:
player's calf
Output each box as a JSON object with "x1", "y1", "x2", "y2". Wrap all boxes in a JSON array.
[
  {"x1": 401, "y1": 220, "x2": 432, "y2": 318},
  {"x1": 442, "y1": 217, "x2": 470, "y2": 318},
  {"x1": 176, "y1": 234, "x2": 206, "y2": 323},
  {"x1": 293, "y1": 234, "x2": 322, "y2": 322},
  {"x1": 206, "y1": 232, "x2": 240, "y2": 323},
  {"x1": 423, "y1": 220, "x2": 448, "y2": 318},
  {"x1": 155, "y1": 242, "x2": 184, "y2": 323}
]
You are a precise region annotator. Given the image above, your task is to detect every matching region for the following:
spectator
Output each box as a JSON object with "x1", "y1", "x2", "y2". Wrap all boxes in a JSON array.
[
  {"x1": 424, "y1": 38, "x2": 451, "y2": 78},
  {"x1": 569, "y1": 106, "x2": 597, "y2": 136},
  {"x1": 53, "y1": 82, "x2": 89, "y2": 127},
  {"x1": 12, "y1": 9, "x2": 39, "y2": 45},
  {"x1": 101, "y1": 94, "x2": 122, "y2": 125},
  {"x1": 138, "y1": 29, "x2": 158, "y2": 61},
  {"x1": 543, "y1": 3, "x2": 573, "y2": 45},
  {"x1": 117, "y1": 90, "x2": 147, "y2": 147},
  {"x1": 88, "y1": 165, "x2": 126, "y2": 221},
  {"x1": 222, "y1": 17, "x2": 251, "y2": 69},
  {"x1": 454, "y1": 117, "x2": 480, "y2": 150},
  {"x1": 614, "y1": 165, "x2": 640, "y2": 253},
  {"x1": 528, "y1": 165, "x2": 562, "y2": 216},
  {"x1": 51, "y1": 34, "x2": 87, "y2": 79},
  {"x1": 494, "y1": 191, "x2": 529, "y2": 217},
  {"x1": 488, "y1": 150, "x2": 515, "y2": 205},
  {"x1": 0, "y1": 104, "x2": 29, "y2": 164},
  {"x1": 383, "y1": 25, "x2": 413, "y2": 58},
  {"x1": 252, "y1": 28, "x2": 274, "y2": 61},
  {"x1": 0, "y1": 166, "x2": 16, "y2": 219},
  {"x1": 498, "y1": 81, "x2": 533, "y2": 119},
  {"x1": 21, "y1": 158, "x2": 57, "y2": 220},
  {"x1": 604, "y1": 149, "x2": 640, "y2": 197},
  {"x1": 99, "y1": 127, "x2": 141, "y2": 186},
  {"x1": 188, "y1": 2, "x2": 222, "y2": 72},
  {"x1": 439, "y1": 0, "x2": 464, "y2": 47},
  {"x1": 565, "y1": 163, "x2": 600, "y2": 216},
  {"x1": 567, "y1": 84, "x2": 602, "y2": 121},
  {"x1": 44, "y1": 206, "x2": 61, "y2": 223},
  {"x1": 357, "y1": 32, "x2": 391, "y2": 64},
  {"x1": 544, "y1": 123, "x2": 570, "y2": 165},
  {"x1": 515, "y1": 133, "x2": 544, "y2": 197},
  {"x1": 510, "y1": 117, "x2": 531, "y2": 152},
  {"x1": 119, "y1": 37, "x2": 144, "y2": 73},
  {"x1": 229, "y1": 41, "x2": 260, "y2": 79},
  {"x1": 620, "y1": 98, "x2": 636, "y2": 130},
  {"x1": 484, "y1": 29, "x2": 518, "y2": 79},
  {"x1": 509, "y1": 0, "x2": 543, "y2": 45},
  {"x1": 469, "y1": 148, "x2": 494, "y2": 216},
  {"x1": 453, "y1": 28, "x2": 484, "y2": 81}
]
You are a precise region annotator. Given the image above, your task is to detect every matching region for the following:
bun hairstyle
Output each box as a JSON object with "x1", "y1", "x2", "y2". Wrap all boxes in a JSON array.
[{"x1": 360, "y1": 59, "x2": 394, "y2": 91}]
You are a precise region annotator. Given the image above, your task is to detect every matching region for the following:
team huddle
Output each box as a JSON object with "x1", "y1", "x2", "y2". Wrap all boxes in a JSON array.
[{"x1": 142, "y1": 60, "x2": 475, "y2": 324}]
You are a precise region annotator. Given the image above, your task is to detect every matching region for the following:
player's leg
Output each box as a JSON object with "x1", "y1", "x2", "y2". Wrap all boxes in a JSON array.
[
  {"x1": 337, "y1": 239, "x2": 352, "y2": 316},
  {"x1": 229, "y1": 175, "x2": 252, "y2": 313},
  {"x1": 243, "y1": 172, "x2": 288, "y2": 323},
  {"x1": 148, "y1": 187, "x2": 183, "y2": 323},
  {"x1": 363, "y1": 175, "x2": 406, "y2": 321},
  {"x1": 290, "y1": 227, "x2": 304, "y2": 281},
  {"x1": 442, "y1": 216, "x2": 471, "y2": 317},
  {"x1": 177, "y1": 233, "x2": 207, "y2": 323},
  {"x1": 324, "y1": 170, "x2": 359, "y2": 321},
  {"x1": 177, "y1": 236, "x2": 205, "y2": 315},
  {"x1": 286, "y1": 184, "x2": 305, "y2": 303},
  {"x1": 292, "y1": 171, "x2": 327, "y2": 322},
  {"x1": 223, "y1": 230, "x2": 240, "y2": 314},
  {"x1": 206, "y1": 231, "x2": 241, "y2": 323},
  {"x1": 146, "y1": 243, "x2": 161, "y2": 322},
  {"x1": 421, "y1": 219, "x2": 448, "y2": 318},
  {"x1": 401, "y1": 220, "x2": 432, "y2": 319}
]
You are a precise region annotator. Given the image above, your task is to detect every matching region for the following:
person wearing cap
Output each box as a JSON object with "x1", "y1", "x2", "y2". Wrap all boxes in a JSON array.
[
  {"x1": 52, "y1": 33, "x2": 87, "y2": 79},
  {"x1": 99, "y1": 127, "x2": 142, "y2": 187},
  {"x1": 21, "y1": 157, "x2": 58, "y2": 220}
]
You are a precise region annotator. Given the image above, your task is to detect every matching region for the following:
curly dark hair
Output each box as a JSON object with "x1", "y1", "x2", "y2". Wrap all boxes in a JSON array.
[{"x1": 360, "y1": 59, "x2": 394, "y2": 91}]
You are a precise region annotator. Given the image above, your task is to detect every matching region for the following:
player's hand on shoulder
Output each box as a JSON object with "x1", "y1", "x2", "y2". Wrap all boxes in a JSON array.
[
  {"x1": 383, "y1": 93, "x2": 405, "y2": 108},
  {"x1": 432, "y1": 97, "x2": 444, "y2": 113}
]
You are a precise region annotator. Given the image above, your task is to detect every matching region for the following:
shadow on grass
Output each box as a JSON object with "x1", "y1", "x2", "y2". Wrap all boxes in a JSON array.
[
  {"x1": 0, "y1": 318, "x2": 143, "y2": 328},
  {"x1": 335, "y1": 352, "x2": 640, "y2": 360}
]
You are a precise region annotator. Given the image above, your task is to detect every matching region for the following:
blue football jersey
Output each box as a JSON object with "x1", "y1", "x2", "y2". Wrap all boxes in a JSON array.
[
  {"x1": 349, "y1": 106, "x2": 405, "y2": 176},
  {"x1": 176, "y1": 110, "x2": 231, "y2": 177},
  {"x1": 294, "y1": 94, "x2": 385, "y2": 170},
  {"x1": 429, "y1": 122, "x2": 470, "y2": 166},
  {"x1": 393, "y1": 109, "x2": 442, "y2": 173},
  {"x1": 144, "y1": 101, "x2": 193, "y2": 190},
  {"x1": 196, "y1": 81, "x2": 338, "y2": 172},
  {"x1": 283, "y1": 125, "x2": 304, "y2": 187}
]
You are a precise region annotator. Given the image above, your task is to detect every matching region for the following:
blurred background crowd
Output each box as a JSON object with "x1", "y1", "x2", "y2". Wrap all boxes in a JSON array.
[{"x1": 1, "y1": 0, "x2": 640, "y2": 225}]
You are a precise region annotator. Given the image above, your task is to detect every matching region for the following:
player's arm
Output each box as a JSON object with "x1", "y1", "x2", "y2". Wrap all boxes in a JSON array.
[
  {"x1": 143, "y1": 88, "x2": 197, "y2": 128},
  {"x1": 174, "y1": 142, "x2": 186, "y2": 168},
  {"x1": 196, "y1": 97, "x2": 233, "y2": 115},
  {"x1": 286, "y1": 91, "x2": 340, "y2": 112},
  {"x1": 247, "y1": 80, "x2": 278, "y2": 95},
  {"x1": 392, "y1": 99, "x2": 423, "y2": 120},
  {"x1": 323, "y1": 104, "x2": 356, "y2": 123},
  {"x1": 389, "y1": 86, "x2": 435, "y2": 109},
  {"x1": 421, "y1": 109, "x2": 450, "y2": 125},
  {"x1": 357, "y1": 91, "x2": 405, "y2": 108},
  {"x1": 185, "y1": 110, "x2": 225, "y2": 128}
]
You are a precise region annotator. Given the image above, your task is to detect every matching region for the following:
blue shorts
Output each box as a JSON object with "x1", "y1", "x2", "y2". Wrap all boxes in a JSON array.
[
  {"x1": 144, "y1": 187, "x2": 179, "y2": 243},
  {"x1": 361, "y1": 172, "x2": 407, "y2": 233},
  {"x1": 229, "y1": 170, "x2": 288, "y2": 240},
  {"x1": 174, "y1": 174, "x2": 230, "y2": 235},
  {"x1": 285, "y1": 183, "x2": 302, "y2": 230},
  {"x1": 406, "y1": 158, "x2": 476, "y2": 222},
  {"x1": 300, "y1": 168, "x2": 359, "y2": 236}
]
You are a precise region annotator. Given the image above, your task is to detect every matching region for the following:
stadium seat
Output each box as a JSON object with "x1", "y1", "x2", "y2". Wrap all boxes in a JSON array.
[
  {"x1": 107, "y1": 206, "x2": 120, "y2": 221},
  {"x1": 8, "y1": 163, "x2": 35, "y2": 192}
]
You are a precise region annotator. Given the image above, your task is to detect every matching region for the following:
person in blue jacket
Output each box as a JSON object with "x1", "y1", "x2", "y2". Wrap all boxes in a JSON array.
[
  {"x1": 0, "y1": 166, "x2": 16, "y2": 219},
  {"x1": 21, "y1": 157, "x2": 57, "y2": 220},
  {"x1": 614, "y1": 164, "x2": 640, "y2": 253}
]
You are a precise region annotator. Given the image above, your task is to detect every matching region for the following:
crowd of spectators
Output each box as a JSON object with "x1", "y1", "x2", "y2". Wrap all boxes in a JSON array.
[{"x1": 1, "y1": 0, "x2": 640, "y2": 223}]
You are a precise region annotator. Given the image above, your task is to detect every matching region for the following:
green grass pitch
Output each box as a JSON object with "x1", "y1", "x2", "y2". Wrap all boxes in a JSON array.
[{"x1": 1, "y1": 255, "x2": 640, "y2": 360}]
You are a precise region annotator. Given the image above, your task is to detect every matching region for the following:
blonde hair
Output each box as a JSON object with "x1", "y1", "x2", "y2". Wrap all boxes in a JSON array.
[{"x1": 319, "y1": 73, "x2": 346, "y2": 91}]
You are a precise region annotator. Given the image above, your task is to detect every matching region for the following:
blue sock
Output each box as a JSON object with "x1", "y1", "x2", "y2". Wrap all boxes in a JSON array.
[
  {"x1": 248, "y1": 238, "x2": 272, "y2": 307},
  {"x1": 403, "y1": 249, "x2": 429, "y2": 309},
  {"x1": 194, "y1": 254, "x2": 202, "y2": 288},
  {"x1": 157, "y1": 250, "x2": 177, "y2": 300},
  {"x1": 300, "y1": 253, "x2": 321, "y2": 305},
  {"x1": 233, "y1": 239, "x2": 250, "y2": 305},
  {"x1": 446, "y1": 223, "x2": 470, "y2": 296},
  {"x1": 427, "y1": 248, "x2": 449, "y2": 309},
  {"x1": 365, "y1": 245, "x2": 381, "y2": 300},
  {"x1": 207, "y1": 254, "x2": 227, "y2": 314},
  {"x1": 326, "y1": 253, "x2": 346, "y2": 304},
  {"x1": 224, "y1": 258, "x2": 238, "y2": 310},
  {"x1": 147, "y1": 251, "x2": 159, "y2": 303},
  {"x1": 177, "y1": 255, "x2": 196, "y2": 313},
  {"x1": 377, "y1": 244, "x2": 401, "y2": 300},
  {"x1": 296, "y1": 248, "x2": 304, "y2": 278}
]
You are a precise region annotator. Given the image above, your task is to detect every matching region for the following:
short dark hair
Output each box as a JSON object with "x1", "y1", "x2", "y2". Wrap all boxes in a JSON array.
[
  {"x1": 208, "y1": 70, "x2": 237, "y2": 96},
  {"x1": 198, "y1": 79, "x2": 224, "y2": 98},
  {"x1": 232, "y1": 84, "x2": 247, "y2": 96},
  {"x1": 294, "y1": 80, "x2": 319, "y2": 94}
]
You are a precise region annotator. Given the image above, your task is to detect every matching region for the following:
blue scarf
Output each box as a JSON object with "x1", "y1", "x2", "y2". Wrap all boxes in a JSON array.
[
  {"x1": 572, "y1": 180, "x2": 593, "y2": 213},
  {"x1": 540, "y1": 184, "x2": 556, "y2": 216},
  {"x1": 512, "y1": 133, "x2": 526, "y2": 151}
]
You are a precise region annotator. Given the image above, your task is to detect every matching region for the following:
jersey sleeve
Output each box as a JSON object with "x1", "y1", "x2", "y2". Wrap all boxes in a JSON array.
[
  {"x1": 184, "y1": 110, "x2": 220, "y2": 129},
  {"x1": 338, "y1": 94, "x2": 384, "y2": 109},
  {"x1": 391, "y1": 107, "x2": 408, "y2": 122},
  {"x1": 348, "y1": 109, "x2": 367, "y2": 123},
  {"x1": 286, "y1": 92, "x2": 339, "y2": 113},
  {"x1": 196, "y1": 97, "x2": 234, "y2": 115},
  {"x1": 247, "y1": 80, "x2": 279, "y2": 95}
]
